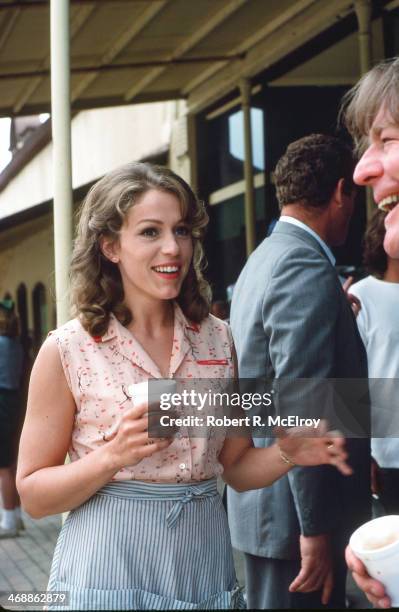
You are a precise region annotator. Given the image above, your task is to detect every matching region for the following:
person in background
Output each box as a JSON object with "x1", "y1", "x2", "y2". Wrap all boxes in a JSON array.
[
  {"x1": 210, "y1": 300, "x2": 229, "y2": 321},
  {"x1": 351, "y1": 210, "x2": 399, "y2": 515},
  {"x1": 227, "y1": 134, "x2": 370, "y2": 610},
  {"x1": 343, "y1": 56, "x2": 399, "y2": 609},
  {"x1": 0, "y1": 299, "x2": 24, "y2": 538}
]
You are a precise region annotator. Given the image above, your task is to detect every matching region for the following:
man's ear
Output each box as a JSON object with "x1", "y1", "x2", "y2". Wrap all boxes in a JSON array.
[
  {"x1": 99, "y1": 236, "x2": 119, "y2": 263},
  {"x1": 333, "y1": 178, "x2": 346, "y2": 207}
]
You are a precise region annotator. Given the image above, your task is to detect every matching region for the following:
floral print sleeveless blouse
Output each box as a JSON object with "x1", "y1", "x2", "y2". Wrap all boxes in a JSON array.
[{"x1": 51, "y1": 303, "x2": 235, "y2": 482}]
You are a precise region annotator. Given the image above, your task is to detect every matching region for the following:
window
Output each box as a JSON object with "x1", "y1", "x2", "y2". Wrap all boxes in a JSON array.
[
  {"x1": 228, "y1": 108, "x2": 265, "y2": 170},
  {"x1": 199, "y1": 101, "x2": 265, "y2": 195}
]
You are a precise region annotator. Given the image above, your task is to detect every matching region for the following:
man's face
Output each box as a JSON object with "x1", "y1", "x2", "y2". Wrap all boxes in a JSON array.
[{"x1": 353, "y1": 105, "x2": 399, "y2": 258}]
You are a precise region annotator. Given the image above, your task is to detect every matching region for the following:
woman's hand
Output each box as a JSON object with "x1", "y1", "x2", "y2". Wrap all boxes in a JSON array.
[
  {"x1": 103, "y1": 401, "x2": 173, "y2": 472},
  {"x1": 275, "y1": 420, "x2": 353, "y2": 476}
]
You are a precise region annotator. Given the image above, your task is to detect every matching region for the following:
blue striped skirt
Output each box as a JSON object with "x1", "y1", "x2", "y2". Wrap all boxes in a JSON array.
[{"x1": 47, "y1": 479, "x2": 244, "y2": 610}]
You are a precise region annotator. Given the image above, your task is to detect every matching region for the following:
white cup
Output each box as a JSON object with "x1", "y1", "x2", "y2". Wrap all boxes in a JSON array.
[
  {"x1": 127, "y1": 381, "x2": 149, "y2": 405},
  {"x1": 127, "y1": 380, "x2": 178, "y2": 437},
  {"x1": 127, "y1": 380, "x2": 177, "y2": 406},
  {"x1": 349, "y1": 515, "x2": 399, "y2": 606}
]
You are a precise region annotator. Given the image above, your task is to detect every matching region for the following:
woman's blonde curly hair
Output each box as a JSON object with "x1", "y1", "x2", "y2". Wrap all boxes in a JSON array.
[{"x1": 70, "y1": 162, "x2": 211, "y2": 337}]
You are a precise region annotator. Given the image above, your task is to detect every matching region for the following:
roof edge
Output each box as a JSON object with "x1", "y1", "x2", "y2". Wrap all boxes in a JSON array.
[{"x1": 0, "y1": 119, "x2": 51, "y2": 195}]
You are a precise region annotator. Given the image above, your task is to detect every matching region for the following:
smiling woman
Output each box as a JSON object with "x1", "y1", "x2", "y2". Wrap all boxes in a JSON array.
[
  {"x1": 69, "y1": 163, "x2": 210, "y2": 339},
  {"x1": 100, "y1": 189, "x2": 194, "y2": 307},
  {"x1": 16, "y1": 162, "x2": 352, "y2": 611}
]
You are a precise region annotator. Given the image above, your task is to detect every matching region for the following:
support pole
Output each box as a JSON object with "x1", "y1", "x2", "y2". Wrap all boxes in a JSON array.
[
  {"x1": 354, "y1": 0, "x2": 374, "y2": 221},
  {"x1": 187, "y1": 112, "x2": 198, "y2": 194},
  {"x1": 50, "y1": 0, "x2": 73, "y2": 325},
  {"x1": 240, "y1": 78, "x2": 256, "y2": 257},
  {"x1": 354, "y1": 0, "x2": 372, "y2": 75}
]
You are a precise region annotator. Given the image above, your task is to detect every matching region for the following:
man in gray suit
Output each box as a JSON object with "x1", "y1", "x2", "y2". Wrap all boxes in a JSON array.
[{"x1": 228, "y1": 133, "x2": 370, "y2": 609}]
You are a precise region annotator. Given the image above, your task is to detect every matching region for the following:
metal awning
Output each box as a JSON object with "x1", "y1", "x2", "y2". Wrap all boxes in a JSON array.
[{"x1": 0, "y1": 0, "x2": 359, "y2": 118}]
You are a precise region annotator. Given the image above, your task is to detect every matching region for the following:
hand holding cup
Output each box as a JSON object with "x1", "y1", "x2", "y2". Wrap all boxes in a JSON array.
[
  {"x1": 345, "y1": 545, "x2": 390, "y2": 609},
  {"x1": 103, "y1": 400, "x2": 173, "y2": 471},
  {"x1": 349, "y1": 516, "x2": 399, "y2": 607}
]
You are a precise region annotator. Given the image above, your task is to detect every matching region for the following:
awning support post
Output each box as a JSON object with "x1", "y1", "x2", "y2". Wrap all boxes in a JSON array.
[
  {"x1": 240, "y1": 78, "x2": 256, "y2": 257},
  {"x1": 50, "y1": 0, "x2": 73, "y2": 325}
]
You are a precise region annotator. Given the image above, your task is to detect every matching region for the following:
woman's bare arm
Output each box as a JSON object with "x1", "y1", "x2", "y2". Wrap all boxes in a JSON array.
[
  {"x1": 17, "y1": 336, "x2": 171, "y2": 518},
  {"x1": 219, "y1": 437, "x2": 291, "y2": 491},
  {"x1": 220, "y1": 428, "x2": 351, "y2": 492}
]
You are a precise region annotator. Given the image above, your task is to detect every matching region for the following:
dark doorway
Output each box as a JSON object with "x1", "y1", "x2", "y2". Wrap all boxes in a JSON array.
[
  {"x1": 32, "y1": 282, "x2": 47, "y2": 352},
  {"x1": 17, "y1": 283, "x2": 29, "y2": 349},
  {"x1": 261, "y1": 85, "x2": 366, "y2": 266}
]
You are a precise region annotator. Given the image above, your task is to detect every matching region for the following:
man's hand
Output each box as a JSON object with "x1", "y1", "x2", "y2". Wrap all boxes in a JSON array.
[
  {"x1": 343, "y1": 276, "x2": 361, "y2": 317},
  {"x1": 345, "y1": 545, "x2": 390, "y2": 608},
  {"x1": 289, "y1": 534, "x2": 333, "y2": 604}
]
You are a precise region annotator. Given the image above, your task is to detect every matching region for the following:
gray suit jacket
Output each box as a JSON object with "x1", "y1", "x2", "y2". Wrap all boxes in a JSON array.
[{"x1": 227, "y1": 221, "x2": 370, "y2": 559}]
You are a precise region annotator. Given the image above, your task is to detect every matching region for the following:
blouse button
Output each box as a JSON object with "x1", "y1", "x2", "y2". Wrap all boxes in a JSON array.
[{"x1": 179, "y1": 463, "x2": 186, "y2": 470}]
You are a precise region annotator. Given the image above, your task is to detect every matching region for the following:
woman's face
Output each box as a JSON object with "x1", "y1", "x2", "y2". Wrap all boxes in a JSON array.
[{"x1": 104, "y1": 188, "x2": 193, "y2": 304}]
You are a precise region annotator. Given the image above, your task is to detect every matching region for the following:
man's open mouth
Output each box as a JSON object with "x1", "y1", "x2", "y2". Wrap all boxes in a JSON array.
[{"x1": 378, "y1": 194, "x2": 399, "y2": 213}]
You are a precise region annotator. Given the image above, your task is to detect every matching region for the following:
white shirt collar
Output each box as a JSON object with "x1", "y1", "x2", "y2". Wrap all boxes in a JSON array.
[{"x1": 279, "y1": 215, "x2": 336, "y2": 266}]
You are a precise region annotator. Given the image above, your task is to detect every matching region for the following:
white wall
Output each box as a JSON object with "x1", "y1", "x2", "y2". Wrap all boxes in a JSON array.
[
  {"x1": 0, "y1": 213, "x2": 55, "y2": 333},
  {"x1": 0, "y1": 101, "x2": 177, "y2": 221}
]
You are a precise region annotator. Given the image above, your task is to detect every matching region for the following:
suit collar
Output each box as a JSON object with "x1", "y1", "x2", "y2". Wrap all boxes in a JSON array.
[{"x1": 273, "y1": 220, "x2": 335, "y2": 265}]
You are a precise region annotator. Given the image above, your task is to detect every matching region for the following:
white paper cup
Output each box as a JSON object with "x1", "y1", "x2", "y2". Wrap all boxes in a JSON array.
[
  {"x1": 127, "y1": 380, "x2": 178, "y2": 437},
  {"x1": 127, "y1": 380, "x2": 177, "y2": 406},
  {"x1": 349, "y1": 515, "x2": 399, "y2": 606},
  {"x1": 127, "y1": 381, "x2": 149, "y2": 405}
]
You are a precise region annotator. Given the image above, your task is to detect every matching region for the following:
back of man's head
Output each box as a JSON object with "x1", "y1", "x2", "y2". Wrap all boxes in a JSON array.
[{"x1": 274, "y1": 133, "x2": 355, "y2": 210}]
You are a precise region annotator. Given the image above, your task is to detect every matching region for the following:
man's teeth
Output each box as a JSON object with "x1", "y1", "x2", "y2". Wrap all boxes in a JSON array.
[
  {"x1": 153, "y1": 266, "x2": 179, "y2": 273},
  {"x1": 378, "y1": 195, "x2": 399, "y2": 212}
]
